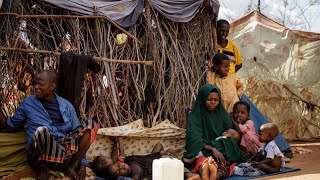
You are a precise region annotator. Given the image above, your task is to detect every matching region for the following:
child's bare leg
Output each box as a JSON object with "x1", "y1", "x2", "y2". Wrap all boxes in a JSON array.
[
  {"x1": 255, "y1": 164, "x2": 280, "y2": 173},
  {"x1": 151, "y1": 142, "x2": 164, "y2": 153},
  {"x1": 185, "y1": 170, "x2": 201, "y2": 180},
  {"x1": 184, "y1": 167, "x2": 198, "y2": 180}
]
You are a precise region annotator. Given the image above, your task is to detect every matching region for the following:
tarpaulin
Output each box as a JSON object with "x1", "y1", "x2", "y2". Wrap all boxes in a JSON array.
[
  {"x1": 230, "y1": 11, "x2": 320, "y2": 139},
  {"x1": 42, "y1": 0, "x2": 219, "y2": 27}
]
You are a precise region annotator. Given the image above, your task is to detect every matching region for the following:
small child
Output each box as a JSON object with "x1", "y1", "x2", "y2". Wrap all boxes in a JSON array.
[
  {"x1": 91, "y1": 155, "x2": 114, "y2": 177},
  {"x1": 206, "y1": 53, "x2": 243, "y2": 112},
  {"x1": 184, "y1": 129, "x2": 242, "y2": 180},
  {"x1": 216, "y1": 19, "x2": 243, "y2": 74},
  {"x1": 92, "y1": 137, "x2": 200, "y2": 180},
  {"x1": 232, "y1": 101, "x2": 262, "y2": 157},
  {"x1": 234, "y1": 123, "x2": 285, "y2": 176},
  {"x1": 252, "y1": 123, "x2": 285, "y2": 173}
]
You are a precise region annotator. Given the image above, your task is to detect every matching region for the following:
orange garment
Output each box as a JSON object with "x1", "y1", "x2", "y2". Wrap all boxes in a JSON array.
[
  {"x1": 206, "y1": 71, "x2": 243, "y2": 112},
  {"x1": 218, "y1": 40, "x2": 242, "y2": 74}
]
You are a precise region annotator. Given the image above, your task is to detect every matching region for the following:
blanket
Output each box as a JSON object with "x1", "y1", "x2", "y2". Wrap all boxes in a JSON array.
[
  {"x1": 86, "y1": 119, "x2": 186, "y2": 161},
  {"x1": 0, "y1": 132, "x2": 29, "y2": 177}
]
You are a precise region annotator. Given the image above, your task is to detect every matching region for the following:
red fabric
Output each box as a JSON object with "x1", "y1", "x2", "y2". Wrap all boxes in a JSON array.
[
  {"x1": 118, "y1": 156, "x2": 125, "y2": 163},
  {"x1": 191, "y1": 155, "x2": 206, "y2": 173},
  {"x1": 228, "y1": 163, "x2": 237, "y2": 177},
  {"x1": 189, "y1": 155, "x2": 237, "y2": 178}
]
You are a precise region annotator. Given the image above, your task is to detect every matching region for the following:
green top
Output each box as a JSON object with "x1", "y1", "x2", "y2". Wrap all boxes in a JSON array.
[
  {"x1": 204, "y1": 136, "x2": 243, "y2": 162},
  {"x1": 184, "y1": 84, "x2": 236, "y2": 160}
]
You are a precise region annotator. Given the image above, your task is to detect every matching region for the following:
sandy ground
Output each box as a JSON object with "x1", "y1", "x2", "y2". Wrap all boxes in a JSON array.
[
  {"x1": 2, "y1": 143, "x2": 320, "y2": 180},
  {"x1": 256, "y1": 142, "x2": 320, "y2": 180}
]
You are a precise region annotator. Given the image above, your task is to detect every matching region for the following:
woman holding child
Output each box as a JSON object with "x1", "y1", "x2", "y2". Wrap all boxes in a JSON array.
[{"x1": 184, "y1": 84, "x2": 243, "y2": 179}]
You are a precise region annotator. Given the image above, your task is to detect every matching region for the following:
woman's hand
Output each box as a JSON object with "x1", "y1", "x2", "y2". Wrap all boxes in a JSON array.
[
  {"x1": 211, "y1": 148, "x2": 226, "y2": 164},
  {"x1": 203, "y1": 145, "x2": 226, "y2": 164}
]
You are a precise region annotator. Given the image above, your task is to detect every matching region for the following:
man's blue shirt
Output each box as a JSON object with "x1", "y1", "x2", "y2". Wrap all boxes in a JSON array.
[{"x1": 6, "y1": 94, "x2": 87, "y2": 164}]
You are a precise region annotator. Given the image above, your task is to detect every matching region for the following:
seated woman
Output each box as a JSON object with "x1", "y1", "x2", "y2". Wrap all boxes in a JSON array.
[
  {"x1": 183, "y1": 84, "x2": 243, "y2": 179},
  {"x1": 184, "y1": 128, "x2": 243, "y2": 180}
]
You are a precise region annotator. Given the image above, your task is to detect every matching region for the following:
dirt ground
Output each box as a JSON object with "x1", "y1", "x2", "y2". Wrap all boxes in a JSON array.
[{"x1": 256, "y1": 142, "x2": 320, "y2": 180}]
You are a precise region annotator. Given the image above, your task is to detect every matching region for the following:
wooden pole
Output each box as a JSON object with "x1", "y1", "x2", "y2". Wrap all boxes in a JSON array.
[
  {"x1": 0, "y1": 13, "x2": 142, "y2": 44},
  {"x1": 0, "y1": 47, "x2": 153, "y2": 66},
  {"x1": 93, "y1": 5, "x2": 101, "y2": 48},
  {"x1": 145, "y1": 0, "x2": 160, "y2": 127}
]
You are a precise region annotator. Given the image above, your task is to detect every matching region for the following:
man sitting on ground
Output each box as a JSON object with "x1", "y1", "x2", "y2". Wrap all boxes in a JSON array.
[{"x1": 0, "y1": 70, "x2": 98, "y2": 180}]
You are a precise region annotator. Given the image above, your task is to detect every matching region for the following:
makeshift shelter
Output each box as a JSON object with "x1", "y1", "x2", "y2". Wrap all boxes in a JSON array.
[
  {"x1": 0, "y1": 0, "x2": 219, "y2": 178},
  {"x1": 229, "y1": 11, "x2": 320, "y2": 140},
  {"x1": 0, "y1": 0, "x2": 219, "y2": 128}
]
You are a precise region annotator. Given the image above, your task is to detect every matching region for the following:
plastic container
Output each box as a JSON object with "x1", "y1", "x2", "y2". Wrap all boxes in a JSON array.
[{"x1": 152, "y1": 158, "x2": 184, "y2": 180}]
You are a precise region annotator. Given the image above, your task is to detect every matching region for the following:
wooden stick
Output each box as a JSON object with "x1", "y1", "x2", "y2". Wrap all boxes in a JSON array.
[
  {"x1": 0, "y1": 13, "x2": 142, "y2": 44},
  {"x1": 0, "y1": 47, "x2": 153, "y2": 66}
]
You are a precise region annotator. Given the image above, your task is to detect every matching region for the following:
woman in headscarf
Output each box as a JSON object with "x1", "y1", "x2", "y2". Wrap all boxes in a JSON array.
[{"x1": 183, "y1": 84, "x2": 243, "y2": 179}]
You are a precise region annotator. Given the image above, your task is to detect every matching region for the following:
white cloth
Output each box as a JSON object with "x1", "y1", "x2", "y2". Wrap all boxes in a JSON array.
[
  {"x1": 233, "y1": 162, "x2": 265, "y2": 176},
  {"x1": 260, "y1": 140, "x2": 285, "y2": 169}
]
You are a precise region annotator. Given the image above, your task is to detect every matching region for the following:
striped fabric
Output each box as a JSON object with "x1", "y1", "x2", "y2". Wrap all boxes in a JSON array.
[{"x1": 27, "y1": 119, "x2": 96, "y2": 170}]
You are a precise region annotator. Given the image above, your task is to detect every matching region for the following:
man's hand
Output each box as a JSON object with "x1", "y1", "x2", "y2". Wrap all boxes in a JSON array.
[{"x1": 76, "y1": 164, "x2": 86, "y2": 180}]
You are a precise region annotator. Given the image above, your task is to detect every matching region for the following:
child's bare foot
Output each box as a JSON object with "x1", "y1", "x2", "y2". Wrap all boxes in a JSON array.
[
  {"x1": 201, "y1": 161, "x2": 210, "y2": 180},
  {"x1": 208, "y1": 157, "x2": 218, "y2": 180}
]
